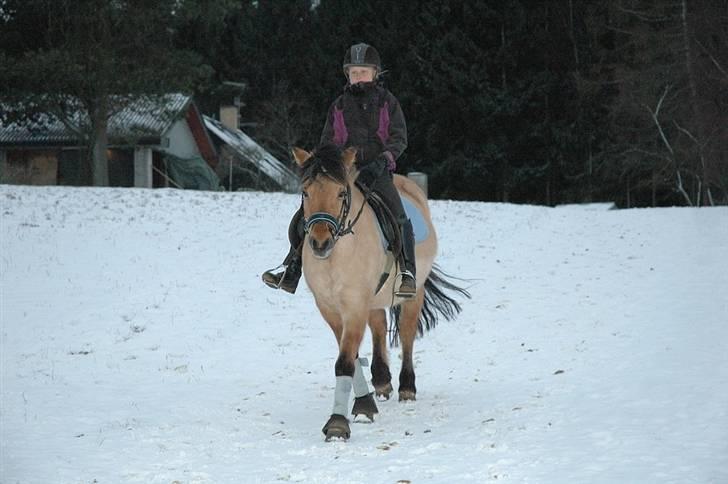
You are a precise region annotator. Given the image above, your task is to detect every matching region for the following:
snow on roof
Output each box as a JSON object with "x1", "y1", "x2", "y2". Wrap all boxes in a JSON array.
[
  {"x1": 0, "y1": 94, "x2": 191, "y2": 146},
  {"x1": 203, "y1": 115, "x2": 299, "y2": 193}
]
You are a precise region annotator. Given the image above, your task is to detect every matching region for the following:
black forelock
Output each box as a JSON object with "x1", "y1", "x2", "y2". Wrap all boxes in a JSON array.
[{"x1": 300, "y1": 143, "x2": 348, "y2": 185}]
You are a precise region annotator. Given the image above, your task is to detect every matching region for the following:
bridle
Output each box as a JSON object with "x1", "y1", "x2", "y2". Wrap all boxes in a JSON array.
[{"x1": 303, "y1": 181, "x2": 368, "y2": 243}]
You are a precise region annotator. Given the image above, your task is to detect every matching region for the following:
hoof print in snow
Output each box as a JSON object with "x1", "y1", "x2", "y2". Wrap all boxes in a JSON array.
[{"x1": 69, "y1": 347, "x2": 93, "y2": 356}]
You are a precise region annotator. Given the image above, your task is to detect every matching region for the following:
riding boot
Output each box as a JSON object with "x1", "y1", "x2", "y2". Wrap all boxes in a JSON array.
[
  {"x1": 262, "y1": 243, "x2": 303, "y2": 293},
  {"x1": 396, "y1": 219, "x2": 417, "y2": 299},
  {"x1": 262, "y1": 208, "x2": 304, "y2": 294}
]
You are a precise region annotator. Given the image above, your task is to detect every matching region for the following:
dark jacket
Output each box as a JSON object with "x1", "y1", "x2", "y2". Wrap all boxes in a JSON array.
[{"x1": 320, "y1": 81, "x2": 407, "y2": 172}]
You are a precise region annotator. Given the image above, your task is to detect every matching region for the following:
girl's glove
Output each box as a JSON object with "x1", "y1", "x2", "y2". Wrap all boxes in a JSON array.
[{"x1": 356, "y1": 156, "x2": 386, "y2": 190}]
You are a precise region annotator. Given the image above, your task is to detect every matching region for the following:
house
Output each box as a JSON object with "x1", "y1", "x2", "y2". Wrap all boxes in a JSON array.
[
  {"x1": 204, "y1": 107, "x2": 299, "y2": 193},
  {"x1": 0, "y1": 94, "x2": 219, "y2": 190}
]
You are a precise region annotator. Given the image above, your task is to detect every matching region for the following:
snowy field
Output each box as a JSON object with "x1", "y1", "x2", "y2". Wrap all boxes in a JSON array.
[{"x1": 1, "y1": 185, "x2": 727, "y2": 483}]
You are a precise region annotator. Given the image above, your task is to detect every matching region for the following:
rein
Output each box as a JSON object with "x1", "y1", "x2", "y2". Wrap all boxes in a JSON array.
[{"x1": 303, "y1": 182, "x2": 369, "y2": 241}]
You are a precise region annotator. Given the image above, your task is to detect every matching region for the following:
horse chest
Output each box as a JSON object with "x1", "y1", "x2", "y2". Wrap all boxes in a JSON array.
[{"x1": 302, "y1": 247, "x2": 381, "y2": 305}]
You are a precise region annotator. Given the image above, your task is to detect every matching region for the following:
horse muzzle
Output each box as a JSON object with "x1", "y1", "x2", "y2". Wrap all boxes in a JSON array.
[{"x1": 309, "y1": 234, "x2": 334, "y2": 259}]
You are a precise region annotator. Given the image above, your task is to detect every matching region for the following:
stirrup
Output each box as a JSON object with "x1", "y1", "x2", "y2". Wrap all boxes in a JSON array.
[
  {"x1": 263, "y1": 259, "x2": 301, "y2": 294},
  {"x1": 262, "y1": 264, "x2": 286, "y2": 289},
  {"x1": 395, "y1": 270, "x2": 416, "y2": 299}
]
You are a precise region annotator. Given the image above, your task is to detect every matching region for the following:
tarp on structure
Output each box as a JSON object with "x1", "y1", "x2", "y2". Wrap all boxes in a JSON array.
[{"x1": 165, "y1": 153, "x2": 221, "y2": 191}]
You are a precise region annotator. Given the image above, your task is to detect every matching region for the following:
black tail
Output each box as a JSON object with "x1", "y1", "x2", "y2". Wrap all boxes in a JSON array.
[{"x1": 388, "y1": 264, "x2": 471, "y2": 346}]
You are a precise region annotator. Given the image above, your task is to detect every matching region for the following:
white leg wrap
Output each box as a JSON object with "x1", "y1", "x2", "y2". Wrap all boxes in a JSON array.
[
  {"x1": 353, "y1": 358, "x2": 371, "y2": 398},
  {"x1": 332, "y1": 375, "x2": 353, "y2": 416}
]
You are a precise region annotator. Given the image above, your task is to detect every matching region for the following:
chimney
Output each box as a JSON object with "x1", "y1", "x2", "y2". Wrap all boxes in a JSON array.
[{"x1": 220, "y1": 105, "x2": 239, "y2": 131}]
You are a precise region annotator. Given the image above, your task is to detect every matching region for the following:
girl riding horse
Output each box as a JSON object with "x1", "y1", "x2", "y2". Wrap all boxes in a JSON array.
[
  {"x1": 288, "y1": 144, "x2": 469, "y2": 440},
  {"x1": 262, "y1": 43, "x2": 416, "y2": 299}
]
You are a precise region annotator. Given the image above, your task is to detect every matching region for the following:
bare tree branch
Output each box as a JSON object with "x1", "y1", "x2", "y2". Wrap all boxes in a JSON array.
[
  {"x1": 672, "y1": 120, "x2": 700, "y2": 145},
  {"x1": 676, "y1": 170, "x2": 694, "y2": 206},
  {"x1": 695, "y1": 39, "x2": 728, "y2": 79},
  {"x1": 617, "y1": 6, "x2": 672, "y2": 23},
  {"x1": 644, "y1": 85, "x2": 674, "y2": 156}
]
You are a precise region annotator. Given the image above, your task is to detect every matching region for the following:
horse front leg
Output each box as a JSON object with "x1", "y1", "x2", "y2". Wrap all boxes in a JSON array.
[
  {"x1": 322, "y1": 312, "x2": 367, "y2": 441},
  {"x1": 397, "y1": 290, "x2": 425, "y2": 401},
  {"x1": 350, "y1": 356, "x2": 379, "y2": 421}
]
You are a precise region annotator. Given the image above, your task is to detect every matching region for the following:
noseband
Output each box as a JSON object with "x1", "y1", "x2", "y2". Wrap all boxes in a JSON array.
[{"x1": 303, "y1": 183, "x2": 367, "y2": 242}]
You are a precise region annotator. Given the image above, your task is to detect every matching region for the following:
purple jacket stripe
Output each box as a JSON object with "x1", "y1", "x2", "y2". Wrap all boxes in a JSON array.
[
  {"x1": 378, "y1": 102, "x2": 396, "y2": 171},
  {"x1": 332, "y1": 108, "x2": 348, "y2": 146},
  {"x1": 377, "y1": 101, "x2": 390, "y2": 146},
  {"x1": 382, "y1": 151, "x2": 396, "y2": 171}
]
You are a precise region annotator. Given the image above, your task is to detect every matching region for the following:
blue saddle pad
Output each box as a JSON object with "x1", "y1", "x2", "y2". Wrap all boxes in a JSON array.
[
  {"x1": 403, "y1": 196, "x2": 429, "y2": 243},
  {"x1": 375, "y1": 195, "x2": 429, "y2": 249}
]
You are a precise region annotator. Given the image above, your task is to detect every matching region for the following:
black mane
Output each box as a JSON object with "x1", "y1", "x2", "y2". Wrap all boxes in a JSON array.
[{"x1": 300, "y1": 144, "x2": 348, "y2": 185}]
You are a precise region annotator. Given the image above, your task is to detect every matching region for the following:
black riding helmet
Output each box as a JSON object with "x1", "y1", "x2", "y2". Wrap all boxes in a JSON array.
[{"x1": 342, "y1": 43, "x2": 381, "y2": 75}]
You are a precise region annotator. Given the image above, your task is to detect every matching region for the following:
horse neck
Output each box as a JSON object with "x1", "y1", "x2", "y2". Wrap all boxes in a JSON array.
[
  {"x1": 303, "y1": 184, "x2": 385, "y2": 295},
  {"x1": 346, "y1": 184, "x2": 372, "y2": 232},
  {"x1": 342, "y1": 184, "x2": 381, "y2": 249}
]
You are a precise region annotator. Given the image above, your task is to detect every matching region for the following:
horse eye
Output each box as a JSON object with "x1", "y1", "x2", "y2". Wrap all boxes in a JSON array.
[
  {"x1": 338, "y1": 189, "x2": 347, "y2": 199},
  {"x1": 302, "y1": 190, "x2": 309, "y2": 199}
]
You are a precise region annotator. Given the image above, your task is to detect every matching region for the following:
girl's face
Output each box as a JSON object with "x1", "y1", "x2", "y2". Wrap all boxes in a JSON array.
[{"x1": 348, "y1": 66, "x2": 377, "y2": 84}]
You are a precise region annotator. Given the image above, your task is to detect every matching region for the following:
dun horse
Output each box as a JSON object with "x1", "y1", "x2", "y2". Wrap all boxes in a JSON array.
[{"x1": 291, "y1": 144, "x2": 469, "y2": 440}]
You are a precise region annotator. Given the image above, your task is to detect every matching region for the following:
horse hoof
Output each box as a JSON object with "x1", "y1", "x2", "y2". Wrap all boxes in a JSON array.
[
  {"x1": 398, "y1": 390, "x2": 417, "y2": 402},
  {"x1": 374, "y1": 383, "x2": 393, "y2": 400},
  {"x1": 352, "y1": 393, "x2": 378, "y2": 422},
  {"x1": 322, "y1": 414, "x2": 350, "y2": 441}
]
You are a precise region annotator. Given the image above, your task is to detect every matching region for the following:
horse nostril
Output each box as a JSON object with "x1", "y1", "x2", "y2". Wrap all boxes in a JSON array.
[{"x1": 310, "y1": 237, "x2": 333, "y2": 254}]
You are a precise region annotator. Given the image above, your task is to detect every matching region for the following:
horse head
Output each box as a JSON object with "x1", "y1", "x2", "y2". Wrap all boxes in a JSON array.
[{"x1": 293, "y1": 144, "x2": 357, "y2": 259}]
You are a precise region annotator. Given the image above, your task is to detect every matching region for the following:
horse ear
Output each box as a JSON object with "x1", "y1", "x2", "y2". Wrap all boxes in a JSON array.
[
  {"x1": 292, "y1": 147, "x2": 312, "y2": 166},
  {"x1": 341, "y1": 147, "x2": 357, "y2": 170}
]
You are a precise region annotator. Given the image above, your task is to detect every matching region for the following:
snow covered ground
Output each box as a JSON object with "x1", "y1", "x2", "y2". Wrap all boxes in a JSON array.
[{"x1": 1, "y1": 185, "x2": 727, "y2": 483}]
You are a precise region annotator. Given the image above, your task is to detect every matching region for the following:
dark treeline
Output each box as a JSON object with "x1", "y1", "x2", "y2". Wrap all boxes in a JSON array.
[{"x1": 2, "y1": 0, "x2": 726, "y2": 206}]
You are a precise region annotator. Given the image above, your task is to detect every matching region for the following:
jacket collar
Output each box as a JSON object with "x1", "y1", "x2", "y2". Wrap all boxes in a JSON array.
[{"x1": 344, "y1": 80, "x2": 382, "y2": 96}]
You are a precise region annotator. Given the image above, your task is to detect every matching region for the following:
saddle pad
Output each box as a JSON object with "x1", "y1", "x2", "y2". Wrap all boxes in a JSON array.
[
  {"x1": 403, "y1": 196, "x2": 429, "y2": 243},
  {"x1": 375, "y1": 195, "x2": 429, "y2": 249}
]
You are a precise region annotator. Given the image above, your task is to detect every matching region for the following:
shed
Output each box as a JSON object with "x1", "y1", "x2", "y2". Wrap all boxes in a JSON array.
[{"x1": 0, "y1": 94, "x2": 219, "y2": 189}]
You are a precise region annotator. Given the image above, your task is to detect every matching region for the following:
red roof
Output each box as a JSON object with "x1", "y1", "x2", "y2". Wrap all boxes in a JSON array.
[{"x1": 185, "y1": 103, "x2": 218, "y2": 168}]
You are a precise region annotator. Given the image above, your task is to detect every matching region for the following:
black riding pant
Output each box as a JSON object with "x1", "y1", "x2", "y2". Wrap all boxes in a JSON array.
[
  {"x1": 288, "y1": 206, "x2": 305, "y2": 248},
  {"x1": 369, "y1": 171, "x2": 407, "y2": 225}
]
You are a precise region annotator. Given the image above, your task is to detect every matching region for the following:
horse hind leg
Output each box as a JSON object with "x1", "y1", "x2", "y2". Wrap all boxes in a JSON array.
[
  {"x1": 397, "y1": 289, "x2": 425, "y2": 401},
  {"x1": 368, "y1": 308, "x2": 393, "y2": 400}
]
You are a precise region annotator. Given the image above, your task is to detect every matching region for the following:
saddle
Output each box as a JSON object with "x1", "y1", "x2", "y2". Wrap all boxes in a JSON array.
[
  {"x1": 356, "y1": 181, "x2": 429, "y2": 295},
  {"x1": 359, "y1": 188, "x2": 400, "y2": 295},
  {"x1": 356, "y1": 182, "x2": 401, "y2": 254},
  {"x1": 357, "y1": 182, "x2": 430, "y2": 249}
]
